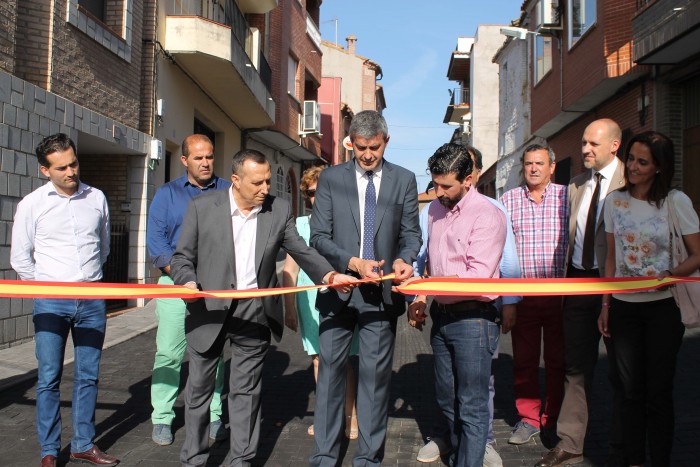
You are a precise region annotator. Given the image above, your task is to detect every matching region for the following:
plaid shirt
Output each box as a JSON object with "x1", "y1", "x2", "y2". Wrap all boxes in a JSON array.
[{"x1": 501, "y1": 182, "x2": 569, "y2": 278}]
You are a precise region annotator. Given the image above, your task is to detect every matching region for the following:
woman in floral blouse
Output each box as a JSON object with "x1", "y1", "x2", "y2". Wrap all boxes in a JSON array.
[{"x1": 598, "y1": 131, "x2": 700, "y2": 466}]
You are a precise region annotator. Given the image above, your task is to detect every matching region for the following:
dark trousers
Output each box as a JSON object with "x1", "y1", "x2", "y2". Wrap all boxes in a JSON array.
[
  {"x1": 607, "y1": 297, "x2": 684, "y2": 466},
  {"x1": 511, "y1": 296, "x2": 565, "y2": 430},
  {"x1": 310, "y1": 287, "x2": 398, "y2": 467},
  {"x1": 181, "y1": 299, "x2": 271, "y2": 467}
]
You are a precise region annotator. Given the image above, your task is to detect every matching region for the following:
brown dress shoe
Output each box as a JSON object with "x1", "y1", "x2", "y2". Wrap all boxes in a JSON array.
[
  {"x1": 69, "y1": 446, "x2": 119, "y2": 466},
  {"x1": 40, "y1": 455, "x2": 57, "y2": 467},
  {"x1": 534, "y1": 447, "x2": 584, "y2": 467}
]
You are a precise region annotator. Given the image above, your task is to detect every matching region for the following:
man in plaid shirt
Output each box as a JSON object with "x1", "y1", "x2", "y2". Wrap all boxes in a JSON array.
[{"x1": 501, "y1": 144, "x2": 569, "y2": 448}]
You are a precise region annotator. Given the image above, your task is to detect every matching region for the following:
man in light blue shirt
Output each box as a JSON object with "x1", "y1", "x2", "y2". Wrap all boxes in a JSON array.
[{"x1": 413, "y1": 146, "x2": 521, "y2": 467}]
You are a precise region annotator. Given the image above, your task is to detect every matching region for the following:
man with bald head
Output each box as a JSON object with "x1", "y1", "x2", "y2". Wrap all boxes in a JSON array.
[
  {"x1": 535, "y1": 119, "x2": 625, "y2": 467},
  {"x1": 147, "y1": 134, "x2": 230, "y2": 446}
]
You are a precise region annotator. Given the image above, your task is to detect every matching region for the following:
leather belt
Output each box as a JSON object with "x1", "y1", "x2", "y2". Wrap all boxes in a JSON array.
[{"x1": 432, "y1": 300, "x2": 498, "y2": 321}]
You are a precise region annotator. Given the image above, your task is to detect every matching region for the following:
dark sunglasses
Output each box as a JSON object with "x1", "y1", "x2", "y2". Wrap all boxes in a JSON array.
[{"x1": 305, "y1": 189, "x2": 316, "y2": 197}]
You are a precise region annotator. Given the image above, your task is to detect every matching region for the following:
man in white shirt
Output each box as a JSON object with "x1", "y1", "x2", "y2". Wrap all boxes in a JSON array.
[
  {"x1": 171, "y1": 149, "x2": 356, "y2": 467},
  {"x1": 535, "y1": 119, "x2": 625, "y2": 467},
  {"x1": 11, "y1": 133, "x2": 117, "y2": 467}
]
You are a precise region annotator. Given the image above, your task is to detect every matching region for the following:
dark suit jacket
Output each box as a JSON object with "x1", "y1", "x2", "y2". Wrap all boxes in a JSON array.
[
  {"x1": 310, "y1": 159, "x2": 422, "y2": 314},
  {"x1": 171, "y1": 189, "x2": 333, "y2": 353},
  {"x1": 567, "y1": 158, "x2": 625, "y2": 270}
]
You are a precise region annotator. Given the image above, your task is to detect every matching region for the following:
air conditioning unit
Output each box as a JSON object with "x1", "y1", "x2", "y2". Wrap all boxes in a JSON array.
[
  {"x1": 302, "y1": 100, "x2": 320, "y2": 133},
  {"x1": 536, "y1": 0, "x2": 562, "y2": 30}
]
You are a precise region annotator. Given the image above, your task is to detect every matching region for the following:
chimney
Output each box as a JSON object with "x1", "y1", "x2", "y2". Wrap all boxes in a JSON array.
[{"x1": 346, "y1": 35, "x2": 357, "y2": 55}]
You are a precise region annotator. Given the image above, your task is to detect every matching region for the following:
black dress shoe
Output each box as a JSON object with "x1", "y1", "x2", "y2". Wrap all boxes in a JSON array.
[
  {"x1": 40, "y1": 455, "x2": 57, "y2": 467},
  {"x1": 69, "y1": 446, "x2": 119, "y2": 466}
]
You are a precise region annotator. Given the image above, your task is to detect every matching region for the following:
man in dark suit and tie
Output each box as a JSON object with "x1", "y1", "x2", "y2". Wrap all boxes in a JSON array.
[
  {"x1": 309, "y1": 110, "x2": 422, "y2": 466},
  {"x1": 171, "y1": 149, "x2": 356, "y2": 467}
]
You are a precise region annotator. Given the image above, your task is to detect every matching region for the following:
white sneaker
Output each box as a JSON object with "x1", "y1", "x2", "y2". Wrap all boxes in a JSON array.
[
  {"x1": 483, "y1": 442, "x2": 503, "y2": 467},
  {"x1": 416, "y1": 437, "x2": 451, "y2": 463}
]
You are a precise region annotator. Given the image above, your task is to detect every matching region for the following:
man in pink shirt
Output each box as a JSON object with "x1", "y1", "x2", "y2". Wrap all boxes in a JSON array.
[{"x1": 409, "y1": 143, "x2": 506, "y2": 467}]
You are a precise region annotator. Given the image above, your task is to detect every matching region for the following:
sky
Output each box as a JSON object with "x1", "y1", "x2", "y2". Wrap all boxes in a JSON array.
[{"x1": 318, "y1": 0, "x2": 524, "y2": 188}]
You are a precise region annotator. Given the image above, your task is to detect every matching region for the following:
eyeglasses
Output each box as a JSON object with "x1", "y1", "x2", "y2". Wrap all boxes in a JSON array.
[{"x1": 305, "y1": 189, "x2": 316, "y2": 197}]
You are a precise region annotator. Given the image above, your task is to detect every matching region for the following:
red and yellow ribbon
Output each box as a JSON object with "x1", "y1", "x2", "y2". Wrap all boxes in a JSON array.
[
  {"x1": 399, "y1": 276, "x2": 698, "y2": 297},
  {"x1": 0, "y1": 275, "x2": 697, "y2": 300}
]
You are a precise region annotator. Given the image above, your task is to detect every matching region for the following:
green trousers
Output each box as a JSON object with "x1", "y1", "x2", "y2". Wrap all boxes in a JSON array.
[{"x1": 151, "y1": 275, "x2": 225, "y2": 425}]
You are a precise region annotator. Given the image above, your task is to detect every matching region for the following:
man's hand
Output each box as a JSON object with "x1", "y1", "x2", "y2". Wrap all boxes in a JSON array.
[
  {"x1": 500, "y1": 304, "x2": 516, "y2": 334},
  {"x1": 284, "y1": 306, "x2": 298, "y2": 332},
  {"x1": 407, "y1": 295, "x2": 428, "y2": 331},
  {"x1": 348, "y1": 257, "x2": 385, "y2": 280},
  {"x1": 391, "y1": 274, "x2": 421, "y2": 293},
  {"x1": 181, "y1": 281, "x2": 199, "y2": 304},
  {"x1": 392, "y1": 259, "x2": 414, "y2": 283},
  {"x1": 327, "y1": 273, "x2": 359, "y2": 293}
]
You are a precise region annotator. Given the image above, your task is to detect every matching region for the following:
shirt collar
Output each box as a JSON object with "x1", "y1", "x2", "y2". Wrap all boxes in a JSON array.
[
  {"x1": 354, "y1": 160, "x2": 383, "y2": 181},
  {"x1": 46, "y1": 181, "x2": 88, "y2": 198},
  {"x1": 594, "y1": 156, "x2": 619, "y2": 181},
  {"x1": 183, "y1": 174, "x2": 219, "y2": 190},
  {"x1": 436, "y1": 184, "x2": 476, "y2": 215},
  {"x1": 229, "y1": 188, "x2": 262, "y2": 218},
  {"x1": 524, "y1": 181, "x2": 552, "y2": 200}
]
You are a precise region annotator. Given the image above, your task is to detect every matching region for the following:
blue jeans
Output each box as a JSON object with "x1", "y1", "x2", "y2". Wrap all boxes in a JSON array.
[
  {"x1": 33, "y1": 298, "x2": 107, "y2": 457},
  {"x1": 431, "y1": 310, "x2": 499, "y2": 467}
]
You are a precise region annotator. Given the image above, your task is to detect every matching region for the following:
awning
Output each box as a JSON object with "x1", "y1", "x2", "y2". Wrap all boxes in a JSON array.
[{"x1": 247, "y1": 130, "x2": 324, "y2": 162}]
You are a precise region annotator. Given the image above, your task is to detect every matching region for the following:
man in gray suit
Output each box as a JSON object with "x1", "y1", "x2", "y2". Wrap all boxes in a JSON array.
[
  {"x1": 171, "y1": 149, "x2": 356, "y2": 467},
  {"x1": 535, "y1": 118, "x2": 625, "y2": 467},
  {"x1": 309, "y1": 110, "x2": 422, "y2": 466}
]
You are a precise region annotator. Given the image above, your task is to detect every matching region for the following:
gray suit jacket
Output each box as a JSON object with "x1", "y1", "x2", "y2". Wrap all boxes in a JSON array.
[
  {"x1": 567, "y1": 158, "x2": 625, "y2": 271},
  {"x1": 310, "y1": 159, "x2": 422, "y2": 314},
  {"x1": 171, "y1": 189, "x2": 333, "y2": 353}
]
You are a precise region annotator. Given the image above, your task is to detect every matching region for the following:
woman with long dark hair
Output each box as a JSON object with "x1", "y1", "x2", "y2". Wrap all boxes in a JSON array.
[{"x1": 598, "y1": 131, "x2": 700, "y2": 466}]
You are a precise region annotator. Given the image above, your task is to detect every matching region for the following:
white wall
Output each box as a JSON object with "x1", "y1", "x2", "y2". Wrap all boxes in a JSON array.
[
  {"x1": 321, "y1": 43, "x2": 365, "y2": 114},
  {"x1": 495, "y1": 37, "x2": 531, "y2": 195},
  {"x1": 470, "y1": 25, "x2": 506, "y2": 173}
]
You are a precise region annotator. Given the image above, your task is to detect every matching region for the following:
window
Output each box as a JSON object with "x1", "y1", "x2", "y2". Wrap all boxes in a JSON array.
[
  {"x1": 568, "y1": 0, "x2": 596, "y2": 46},
  {"x1": 287, "y1": 55, "x2": 299, "y2": 99},
  {"x1": 79, "y1": 0, "x2": 105, "y2": 22},
  {"x1": 534, "y1": 35, "x2": 553, "y2": 83},
  {"x1": 275, "y1": 167, "x2": 291, "y2": 202},
  {"x1": 68, "y1": 0, "x2": 132, "y2": 62}
]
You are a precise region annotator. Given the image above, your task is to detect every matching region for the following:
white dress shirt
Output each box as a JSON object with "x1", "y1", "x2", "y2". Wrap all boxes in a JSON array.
[
  {"x1": 355, "y1": 161, "x2": 383, "y2": 257},
  {"x1": 11, "y1": 182, "x2": 110, "y2": 282},
  {"x1": 572, "y1": 156, "x2": 620, "y2": 270},
  {"x1": 229, "y1": 189, "x2": 261, "y2": 290}
]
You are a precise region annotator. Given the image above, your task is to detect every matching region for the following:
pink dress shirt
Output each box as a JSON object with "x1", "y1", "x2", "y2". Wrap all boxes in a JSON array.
[{"x1": 428, "y1": 187, "x2": 506, "y2": 304}]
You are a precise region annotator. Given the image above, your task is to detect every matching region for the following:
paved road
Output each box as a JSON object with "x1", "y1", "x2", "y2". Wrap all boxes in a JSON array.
[{"x1": 1, "y1": 312, "x2": 699, "y2": 466}]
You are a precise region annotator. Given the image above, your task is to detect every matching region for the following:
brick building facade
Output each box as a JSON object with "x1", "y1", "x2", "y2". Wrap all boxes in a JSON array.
[
  {"x1": 0, "y1": 0, "x2": 156, "y2": 348},
  {"x1": 244, "y1": 0, "x2": 324, "y2": 218},
  {"x1": 522, "y1": 0, "x2": 652, "y2": 187}
]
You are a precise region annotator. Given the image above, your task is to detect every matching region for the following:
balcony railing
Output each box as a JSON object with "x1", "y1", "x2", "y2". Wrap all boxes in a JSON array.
[
  {"x1": 306, "y1": 13, "x2": 321, "y2": 49},
  {"x1": 258, "y1": 50, "x2": 272, "y2": 93},
  {"x1": 449, "y1": 87, "x2": 470, "y2": 106},
  {"x1": 166, "y1": 0, "x2": 271, "y2": 91}
]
